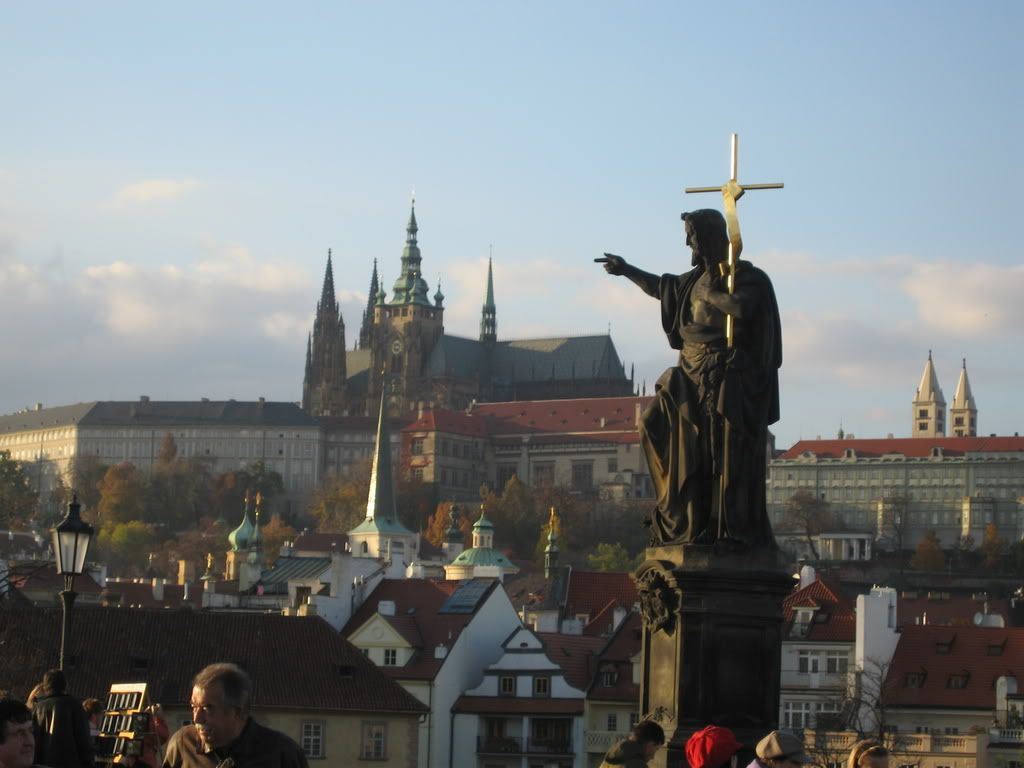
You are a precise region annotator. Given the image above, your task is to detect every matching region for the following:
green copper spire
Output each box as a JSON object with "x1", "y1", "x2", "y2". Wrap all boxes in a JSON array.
[
  {"x1": 228, "y1": 491, "x2": 257, "y2": 551},
  {"x1": 390, "y1": 199, "x2": 431, "y2": 306}
]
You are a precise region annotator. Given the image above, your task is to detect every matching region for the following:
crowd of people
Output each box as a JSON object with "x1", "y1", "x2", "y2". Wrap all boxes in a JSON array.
[
  {"x1": 599, "y1": 719, "x2": 891, "y2": 768},
  {"x1": 0, "y1": 663, "x2": 306, "y2": 768},
  {"x1": 1, "y1": 664, "x2": 891, "y2": 768}
]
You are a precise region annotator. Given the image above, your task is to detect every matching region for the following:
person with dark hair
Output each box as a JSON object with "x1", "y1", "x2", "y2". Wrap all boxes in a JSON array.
[
  {"x1": 599, "y1": 720, "x2": 665, "y2": 768},
  {"x1": 162, "y1": 663, "x2": 307, "y2": 768},
  {"x1": 0, "y1": 698, "x2": 38, "y2": 768},
  {"x1": 686, "y1": 725, "x2": 743, "y2": 768},
  {"x1": 598, "y1": 206, "x2": 782, "y2": 548},
  {"x1": 31, "y1": 670, "x2": 93, "y2": 768}
]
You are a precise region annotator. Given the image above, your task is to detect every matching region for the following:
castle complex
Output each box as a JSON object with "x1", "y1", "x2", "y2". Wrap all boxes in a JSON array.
[{"x1": 302, "y1": 201, "x2": 633, "y2": 418}]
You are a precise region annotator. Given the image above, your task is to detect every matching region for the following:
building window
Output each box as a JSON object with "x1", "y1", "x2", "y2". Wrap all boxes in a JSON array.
[
  {"x1": 783, "y1": 701, "x2": 813, "y2": 728},
  {"x1": 412, "y1": 468, "x2": 424, "y2": 482},
  {"x1": 571, "y1": 461, "x2": 594, "y2": 491},
  {"x1": 383, "y1": 648, "x2": 397, "y2": 666},
  {"x1": 301, "y1": 721, "x2": 325, "y2": 759},
  {"x1": 601, "y1": 670, "x2": 617, "y2": 687},
  {"x1": 826, "y1": 652, "x2": 848, "y2": 674},
  {"x1": 798, "y1": 651, "x2": 819, "y2": 674},
  {"x1": 411, "y1": 438, "x2": 424, "y2": 455},
  {"x1": 607, "y1": 458, "x2": 618, "y2": 473},
  {"x1": 361, "y1": 722, "x2": 387, "y2": 760},
  {"x1": 946, "y1": 674, "x2": 969, "y2": 689},
  {"x1": 629, "y1": 713, "x2": 640, "y2": 728},
  {"x1": 496, "y1": 465, "x2": 517, "y2": 489},
  {"x1": 532, "y1": 462, "x2": 555, "y2": 487},
  {"x1": 533, "y1": 676, "x2": 550, "y2": 697},
  {"x1": 606, "y1": 713, "x2": 618, "y2": 731},
  {"x1": 499, "y1": 675, "x2": 515, "y2": 696}
]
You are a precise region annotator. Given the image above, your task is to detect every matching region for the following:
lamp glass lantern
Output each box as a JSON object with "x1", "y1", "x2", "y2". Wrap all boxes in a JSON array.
[{"x1": 52, "y1": 494, "x2": 94, "y2": 577}]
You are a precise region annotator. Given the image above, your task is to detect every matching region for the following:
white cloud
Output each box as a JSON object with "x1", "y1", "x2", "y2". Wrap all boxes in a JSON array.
[
  {"x1": 903, "y1": 261, "x2": 1024, "y2": 337},
  {"x1": 110, "y1": 178, "x2": 200, "y2": 206}
]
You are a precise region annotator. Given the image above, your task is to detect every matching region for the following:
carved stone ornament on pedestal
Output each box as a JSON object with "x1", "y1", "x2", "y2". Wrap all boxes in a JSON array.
[{"x1": 636, "y1": 563, "x2": 680, "y2": 634}]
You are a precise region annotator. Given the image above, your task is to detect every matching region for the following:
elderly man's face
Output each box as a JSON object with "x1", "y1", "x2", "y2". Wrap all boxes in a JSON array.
[
  {"x1": 0, "y1": 719, "x2": 35, "y2": 768},
  {"x1": 191, "y1": 682, "x2": 247, "y2": 750}
]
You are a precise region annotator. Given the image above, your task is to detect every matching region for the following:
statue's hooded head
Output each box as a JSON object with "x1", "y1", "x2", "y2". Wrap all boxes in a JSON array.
[{"x1": 682, "y1": 209, "x2": 729, "y2": 267}]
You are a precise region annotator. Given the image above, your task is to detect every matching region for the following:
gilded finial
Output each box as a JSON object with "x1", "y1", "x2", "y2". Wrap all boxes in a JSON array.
[
  {"x1": 255, "y1": 491, "x2": 263, "y2": 514},
  {"x1": 244, "y1": 489, "x2": 253, "y2": 511},
  {"x1": 205, "y1": 552, "x2": 214, "y2": 572}
]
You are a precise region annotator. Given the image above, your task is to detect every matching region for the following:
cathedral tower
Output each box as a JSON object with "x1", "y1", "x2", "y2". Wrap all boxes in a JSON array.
[
  {"x1": 358, "y1": 259, "x2": 379, "y2": 350},
  {"x1": 950, "y1": 358, "x2": 978, "y2": 437},
  {"x1": 912, "y1": 350, "x2": 946, "y2": 437},
  {"x1": 302, "y1": 250, "x2": 348, "y2": 416},
  {"x1": 480, "y1": 256, "x2": 497, "y2": 344}
]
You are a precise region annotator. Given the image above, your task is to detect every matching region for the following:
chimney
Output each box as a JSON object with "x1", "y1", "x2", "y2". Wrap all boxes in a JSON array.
[
  {"x1": 379, "y1": 600, "x2": 396, "y2": 616},
  {"x1": 634, "y1": 401, "x2": 642, "y2": 427},
  {"x1": 152, "y1": 578, "x2": 165, "y2": 602},
  {"x1": 139, "y1": 395, "x2": 149, "y2": 402},
  {"x1": 35, "y1": 403, "x2": 43, "y2": 411},
  {"x1": 434, "y1": 644, "x2": 448, "y2": 659}
]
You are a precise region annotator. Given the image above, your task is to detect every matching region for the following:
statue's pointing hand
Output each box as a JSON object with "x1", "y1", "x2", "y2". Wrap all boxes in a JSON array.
[{"x1": 595, "y1": 253, "x2": 627, "y2": 276}]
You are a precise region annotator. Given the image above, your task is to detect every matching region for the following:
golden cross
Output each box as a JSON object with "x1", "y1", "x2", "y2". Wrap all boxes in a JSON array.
[{"x1": 685, "y1": 133, "x2": 783, "y2": 347}]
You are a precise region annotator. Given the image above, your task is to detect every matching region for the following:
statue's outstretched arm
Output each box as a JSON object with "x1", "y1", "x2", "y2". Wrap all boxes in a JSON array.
[{"x1": 595, "y1": 254, "x2": 661, "y2": 298}]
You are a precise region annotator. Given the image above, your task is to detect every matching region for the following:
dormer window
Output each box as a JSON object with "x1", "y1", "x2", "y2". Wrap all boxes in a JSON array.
[
  {"x1": 947, "y1": 673, "x2": 969, "y2": 689},
  {"x1": 905, "y1": 672, "x2": 926, "y2": 688}
]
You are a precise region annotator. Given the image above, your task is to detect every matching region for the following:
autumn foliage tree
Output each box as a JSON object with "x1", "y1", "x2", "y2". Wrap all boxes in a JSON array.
[
  {"x1": 910, "y1": 530, "x2": 946, "y2": 571},
  {"x1": 0, "y1": 450, "x2": 38, "y2": 529},
  {"x1": 424, "y1": 501, "x2": 473, "y2": 548},
  {"x1": 307, "y1": 461, "x2": 373, "y2": 532},
  {"x1": 981, "y1": 522, "x2": 1009, "y2": 571}
]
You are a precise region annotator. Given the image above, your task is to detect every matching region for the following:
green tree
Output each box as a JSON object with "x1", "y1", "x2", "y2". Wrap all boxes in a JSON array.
[
  {"x1": 307, "y1": 461, "x2": 373, "y2": 532},
  {"x1": 0, "y1": 450, "x2": 39, "y2": 528},
  {"x1": 71, "y1": 454, "x2": 109, "y2": 513},
  {"x1": 96, "y1": 463, "x2": 147, "y2": 525},
  {"x1": 910, "y1": 530, "x2": 945, "y2": 571},
  {"x1": 96, "y1": 520, "x2": 158, "y2": 576},
  {"x1": 487, "y1": 475, "x2": 540, "y2": 559},
  {"x1": 586, "y1": 542, "x2": 640, "y2": 572}
]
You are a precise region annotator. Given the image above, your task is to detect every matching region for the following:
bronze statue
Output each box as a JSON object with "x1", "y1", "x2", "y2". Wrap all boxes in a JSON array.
[{"x1": 597, "y1": 208, "x2": 780, "y2": 549}]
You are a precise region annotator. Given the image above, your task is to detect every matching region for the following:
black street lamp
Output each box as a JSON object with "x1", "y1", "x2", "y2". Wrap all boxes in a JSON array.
[{"x1": 51, "y1": 492, "x2": 94, "y2": 671}]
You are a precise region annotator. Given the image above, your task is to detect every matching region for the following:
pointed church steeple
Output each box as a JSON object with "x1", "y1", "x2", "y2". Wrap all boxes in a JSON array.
[
  {"x1": 544, "y1": 507, "x2": 560, "y2": 579},
  {"x1": 365, "y1": 387, "x2": 398, "y2": 525},
  {"x1": 302, "y1": 249, "x2": 347, "y2": 416},
  {"x1": 390, "y1": 198, "x2": 431, "y2": 306},
  {"x1": 950, "y1": 358, "x2": 978, "y2": 437},
  {"x1": 912, "y1": 350, "x2": 946, "y2": 437},
  {"x1": 480, "y1": 256, "x2": 497, "y2": 343},
  {"x1": 359, "y1": 259, "x2": 379, "y2": 350}
]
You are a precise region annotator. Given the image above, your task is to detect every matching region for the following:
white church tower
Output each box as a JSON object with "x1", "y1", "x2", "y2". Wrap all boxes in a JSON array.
[{"x1": 912, "y1": 351, "x2": 946, "y2": 437}]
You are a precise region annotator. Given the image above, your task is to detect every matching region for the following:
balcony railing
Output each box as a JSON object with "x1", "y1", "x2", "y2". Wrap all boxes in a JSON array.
[
  {"x1": 585, "y1": 730, "x2": 631, "y2": 753},
  {"x1": 477, "y1": 736, "x2": 574, "y2": 756}
]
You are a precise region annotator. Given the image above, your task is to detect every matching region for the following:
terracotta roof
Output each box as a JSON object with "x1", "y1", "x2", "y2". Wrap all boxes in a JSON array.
[
  {"x1": 563, "y1": 570, "x2": 638, "y2": 620},
  {"x1": 451, "y1": 695, "x2": 584, "y2": 715},
  {"x1": 884, "y1": 624, "x2": 1024, "y2": 710},
  {"x1": 100, "y1": 580, "x2": 202, "y2": 609},
  {"x1": 537, "y1": 633, "x2": 605, "y2": 691},
  {"x1": 343, "y1": 578, "x2": 493, "y2": 681},
  {"x1": 291, "y1": 532, "x2": 349, "y2": 555},
  {"x1": 473, "y1": 396, "x2": 652, "y2": 438},
  {"x1": 782, "y1": 577, "x2": 856, "y2": 642},
  {"x1": 779, "y1": 435, "x2": 1024, "y2": 460},
  {"x1": 10, "y1": 563, "x2": 103, "y2": 595},
  {"x1": 403, "y1": 409, "x2": 490, "y2": 438},
  {"x1": 897, "y1": 593, "x2": 1010, "y2": 628},
  {"x1": 0, "y1": 606, "x2": 426, "y2": 714},
  {"x1": 588, "y1": 612, "x2": 642, "y2": 703}
]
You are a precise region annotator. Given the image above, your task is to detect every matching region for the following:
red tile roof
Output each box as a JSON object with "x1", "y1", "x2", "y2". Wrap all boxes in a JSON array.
[
  {"x1": 537, "y1": 633, "x2": 606, "y2": 691},
  {"x1": 291, "y1": 532, "x2": 349, "y2": 554},
  {"x1": 782, "y1": 577, "x2": 856, "y2": 642},
  {"x1": 10, "y1": 563, "x2": 103, "y2": 595},
  {"x1": 343, "y1": 578, "x2": 491, "y2": 681},
  {"x1": 0, "y1": 607, "x2": 426, "y2": 714},
  {"x1": 101, "y1": 579, "x2": 202, "y2": 609},
  {"x1": 451, "y1": 696, "x2": 584, "y2": 715},
  {"x1": 563, "y1": 570, "x2": 638, "y2": 620},
  {"x1": 898, "y1": 593, "x2": 1010, "y2": 628},
  {"x1": 884, "y1": 625, "x2": 1024, "y2": 710},
  {"x1": 779, "y1": 435, "x2": 1024, "y2": 460},
  {"x1": 588, "y1": 612, "x2": 642, "y2": 703}
]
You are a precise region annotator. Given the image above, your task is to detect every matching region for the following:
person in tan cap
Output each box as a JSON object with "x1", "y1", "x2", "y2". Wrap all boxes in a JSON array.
[
  {"x1": 747, "y1": 730, "x2": 812, "y2": 768},
  {"x1": 846, "y1": 740, "x2": 889, "y2": 768}
]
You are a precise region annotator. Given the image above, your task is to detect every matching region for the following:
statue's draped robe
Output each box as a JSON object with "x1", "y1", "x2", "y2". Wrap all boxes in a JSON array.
[{"x1": 640, "y1": 261, "x2": 782, "y2": 547}]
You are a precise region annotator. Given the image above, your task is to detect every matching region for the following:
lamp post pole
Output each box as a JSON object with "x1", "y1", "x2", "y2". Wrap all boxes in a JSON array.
[{"x1": 51, "y1": 492, "x2": 94, "y2": 671}]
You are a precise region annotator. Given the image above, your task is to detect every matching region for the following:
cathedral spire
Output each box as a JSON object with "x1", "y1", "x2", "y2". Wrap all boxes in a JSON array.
[
  {"x1": 950, "y1": 358, "x2": 978, "y2": 437},
  {"x1": 302, "y1": 249, "x2": 347, "y2": 416},
  {"x1": 320, "y1": 249, "x2": 337, "y2": 311},
  {"x1": 912, "y1": 350, "x2": 946, "y2": 437},
  {"x1": 359, "y1": 259, "x2": 379, "y2": 350},
  {"x1": 480, "y1": 256, "x2": 497, "y2": 343},
  {"x1": 391, "y1": 198, "x2": 430, "y2": 306}
]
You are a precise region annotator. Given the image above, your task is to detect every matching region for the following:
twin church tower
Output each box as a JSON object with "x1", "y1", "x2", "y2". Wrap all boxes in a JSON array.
[
  {"x1": 301, "y1": 201, "x2": 632, "y2": 418},
  {"x1": 912, "y1": 351, "x2": 979, "y2": 438}
]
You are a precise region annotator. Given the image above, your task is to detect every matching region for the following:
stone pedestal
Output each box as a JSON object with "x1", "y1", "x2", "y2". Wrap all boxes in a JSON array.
[{"x1": 636, "y1": 545, "x2": 794, "y2": 768}]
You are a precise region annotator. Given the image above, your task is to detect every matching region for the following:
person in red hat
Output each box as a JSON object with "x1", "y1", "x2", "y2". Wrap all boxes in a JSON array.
[{"x1": 685, "y1": 726, "x2": 743, "y2": 768}]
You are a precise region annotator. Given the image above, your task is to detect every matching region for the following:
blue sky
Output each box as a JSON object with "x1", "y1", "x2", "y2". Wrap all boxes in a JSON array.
[{"x1": 1, "y1": 2, "x2": 1021, "y2": 447}]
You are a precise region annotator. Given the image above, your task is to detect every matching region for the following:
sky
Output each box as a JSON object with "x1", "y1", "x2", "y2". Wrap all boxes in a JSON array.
[{"x1": 1, "y1": 2, "x2": 1021, "y2": 448}]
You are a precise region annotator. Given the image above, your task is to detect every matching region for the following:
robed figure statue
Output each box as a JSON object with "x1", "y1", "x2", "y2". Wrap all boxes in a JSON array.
[{"x1": 599, "y1": 208, "x2": 780, "y2": 549}]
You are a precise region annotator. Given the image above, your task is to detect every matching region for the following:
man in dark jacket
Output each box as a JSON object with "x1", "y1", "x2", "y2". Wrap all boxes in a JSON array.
[
  {"x1": 599, "y1": 720, "x2": 665, "y2": 768},
  {"x1": 162, "y1": 663, "x2": 307, "y2": 768},
  {"x1": 31, "y1": 669, "x2": 94, "y2": 768},
  {"x1": 1, "y1": 697, "x2": 39, "y2": 768}
]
